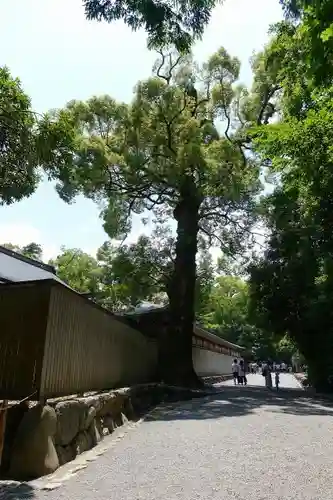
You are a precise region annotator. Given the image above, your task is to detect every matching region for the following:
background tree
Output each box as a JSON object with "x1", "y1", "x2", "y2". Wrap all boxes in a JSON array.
[
  {"x1": 1, "y1": 242, "x2": 43, "y2": 261},
  {"x1": 279, "y1": 0, "x2": 333, "y2": 86},
  {"x1": 42, "y1": 48, "x2": 260, "y2": 386},
  {"x1": 249, "y1": 107, "x2": 333, "y2": 390},
  {"x1": 96, "y1": 226, "x2": 215, "y2": 312},
  {"x1": 247, "y1": 6, "x2": 333, "y2": 390},
  {"x1": 201, "y1": 274, "x2": 283, "y2": 360},
  {"x1": 276, "y1": 335, "x2": 297, "y2": 365},
  {"x1": 83, "y1": 0, "x2": 219, "y2": 51},
  {"x1": 49, "y1": 248, "x2": 102, "y2": 297},
  {"x1": 0, "y1": 67, "x2": 40, "y2": 204},
  {"x1": 96, "y1": 226, "x2": 174, "y2": 309},
  {"x1": 0, "y1": 65, "x2": 79, "y2": 206},
  {"x1": 201, "y1": 275, "x2": 249, "y2": 338}
]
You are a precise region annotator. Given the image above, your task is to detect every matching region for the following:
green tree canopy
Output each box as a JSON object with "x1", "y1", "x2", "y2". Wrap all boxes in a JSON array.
[
  {"x1": 0, "y1": 67, "x2": 40, "y2": 204},
  {"x1": 49, "y1": 248, "x2": 102, "y2": 296},
  {"x1": 201, "y1": 274, "x2": 283, "y2": 360},
  {"x1": 96, "y1": 227, "x2": 216, "y2": 312},
  {"x1": 202, "y1": 275, "x2": 249, "y2": 335},
  {"x1": 247, "y1": 6, "x2": 333, "y2": 390},
  {"x1": 96, "y1": 232, "x2": 171, "y2": 309},
  {"x1": 0, "y1": 65, "x2": 80, "y2": 206},
  {"x1": 249, "y1": 101, "x2": 333, "y2": 389},
  {"x1": 279, "y1": 0, "x2": 333, "y2": 86},
  {"x1": 1, "y1": 242, "x2": 43, "y2": 261},
  {"x1": 83, "y1": 0, "x2": 220, "y2": 51}
]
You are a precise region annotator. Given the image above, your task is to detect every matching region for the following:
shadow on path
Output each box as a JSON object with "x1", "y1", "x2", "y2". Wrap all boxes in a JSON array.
[
  {"x1": 145, "y1": 386, "x2": 333, "y2": 422},
  {"x1": 0, "y1": 483, "x2": 35, "y2": 500}
]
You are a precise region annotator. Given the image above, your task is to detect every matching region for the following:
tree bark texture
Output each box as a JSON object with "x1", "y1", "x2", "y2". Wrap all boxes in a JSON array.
[{"x1": 158, "y1": 177, "x2": 203, "y2": 388}]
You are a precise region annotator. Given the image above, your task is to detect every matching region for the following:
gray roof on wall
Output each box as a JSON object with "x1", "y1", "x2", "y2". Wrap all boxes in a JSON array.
[
  {"x1": 194, "y1": 324, "x2": 245, "y2": 351},
  {"x1": 121, "y1": 306, "x2": 245, "y2": 351},
  {"x1": 0, "y1": 245, "x2": 67, "y2": 285}
]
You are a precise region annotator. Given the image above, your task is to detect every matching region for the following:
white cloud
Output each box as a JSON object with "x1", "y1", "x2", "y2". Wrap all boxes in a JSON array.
[
  {"x1": 0, "y1": 223, "x2": 59, "y2": 262},
  {"x1": 0, "y1": 223, "x2": 107, "y2": 262}
]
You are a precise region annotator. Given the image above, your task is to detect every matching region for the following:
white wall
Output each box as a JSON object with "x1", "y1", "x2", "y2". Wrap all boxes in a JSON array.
[{"x1": 193, "y1": 347, "x2": 237, "y2": 376}]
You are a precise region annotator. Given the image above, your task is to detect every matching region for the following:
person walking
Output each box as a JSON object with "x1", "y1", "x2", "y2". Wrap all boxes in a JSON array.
[
  {"x1": 262, "y1": 362, "x2": 273, "y2": 389},
  {"x1": 239, "y1": 359, "x2": 247, "y2": 386},
  {"x1": 232, "y1": 359, "x2": 239, "y2": 385},
  {"x1": 275, "y1": 370, "x2": 280, "y2": 391}
]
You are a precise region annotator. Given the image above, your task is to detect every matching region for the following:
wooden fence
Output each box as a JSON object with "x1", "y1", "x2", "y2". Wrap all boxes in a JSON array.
[
  {"x1": 0, "y1": 281, "x2": 50, "y2": 400},
  {"x1": 0, "y1": 280, "x2": 157, "y2": 400}
]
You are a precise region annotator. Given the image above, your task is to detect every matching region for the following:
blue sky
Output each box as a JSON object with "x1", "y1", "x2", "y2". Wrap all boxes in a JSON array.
[{"x1": 0, "y1": 0, "x2": 282, "y2": 261}]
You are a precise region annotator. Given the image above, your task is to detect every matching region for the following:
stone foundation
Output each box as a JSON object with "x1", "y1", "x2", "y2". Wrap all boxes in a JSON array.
[
  {"x1": 202, "y1": 375, "x2": 233, "y2": 385},
  {"x1": 3, "y1": 382, "x2": 226, "y2": 481}
]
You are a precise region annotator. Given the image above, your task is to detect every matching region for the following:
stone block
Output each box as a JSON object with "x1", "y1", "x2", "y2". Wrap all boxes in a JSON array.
[
  {"x1": 84, "y1": 406, "x2": 96, "y2": 430},
  {"x1": 9, "y1": 405, "x2": 59, "y2": 480},
  {"x1": 97, "y1": 393, "x2": 126, "y2": 417},
  {"x1": 95, "y1": 416, "x2": 103, "y2": 437},
  {"x1": 103, "y1": 414, "x2": 115, "y2": 433},
  {"x1": 73, "y1": 430, "x2": 93, "y2": 455},
  {"x1": 55, "y1": 400, "x2": 87, "y2": 446},
  {"x1": 56, "y1": 444, "x2": 76, "y2": 466},
  {"x1": 87, "y1": 420, "x2": 101, "y2": 446},
  {"x1": 82, "y1": 395, "x2": 103, "y2": 413}
]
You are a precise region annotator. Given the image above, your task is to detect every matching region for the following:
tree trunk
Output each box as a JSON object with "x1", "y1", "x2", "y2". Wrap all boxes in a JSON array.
[
  {"x1": 158, "y1": 178, "x2": 203, "y2": 388},
  {"x1": 302, "y1": 342, "x2": 333, "y2": 393}
]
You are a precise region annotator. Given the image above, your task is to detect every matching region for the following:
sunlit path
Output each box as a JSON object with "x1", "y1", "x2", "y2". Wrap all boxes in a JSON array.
[
  {"x1": 221, "y1": 372, "x2": 303, "y2": 390},
  {"x1": 7, "y1": 374, "x2": 333, "y2": 500}
]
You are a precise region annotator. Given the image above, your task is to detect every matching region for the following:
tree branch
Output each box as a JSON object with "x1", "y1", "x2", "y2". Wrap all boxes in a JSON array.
[
  {"x1": 156, "y1": 50, "x2": 182, "y2": 85},
  {"x1": 221, "y1": 98, "x2": 232, "y2": 142},
  {"x1": 198, "y1": 224, "x2": 238, "y2": 259},
  {"x1": 156, "y1": 50, "x2": 168, "y2": 82},
  {"x1": 169, "y1": 89, "x2": 189, "y2": 124},
  {"x1": 257, "y1": 85, "x2": 281, "y2": 126},
  {"x1": 161, "y1": 115, "x2": 177, "y2": 155},
  {"x1": 222, "y1": 214, "x2": 267, "y2": 248},
  {"x1": 145, "y1": 189, "x2": 170, "y2": 209}
]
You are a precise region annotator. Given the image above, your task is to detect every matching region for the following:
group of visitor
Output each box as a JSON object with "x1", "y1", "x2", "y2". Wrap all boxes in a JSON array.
[
  {"x1": 231, "y1": 358, "x2": 247, "y2": 385},
  {"x1": 232, "y1": 359, "x2": 281, "y2": 390},
  {"x1": 249, "y1": 362, "x2": 259, "y2": 373},
  {"x1": 261, "y1": 362, "x2": 280, "y2": 390},
  {"x1": 272, "y1": 362, "x2": 288, "y2": 372}
]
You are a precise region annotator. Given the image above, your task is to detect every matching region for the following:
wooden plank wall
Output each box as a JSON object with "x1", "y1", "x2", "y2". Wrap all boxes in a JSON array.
[{"x1": 0, "y1": 281, "x2": 50, "y2": 400}]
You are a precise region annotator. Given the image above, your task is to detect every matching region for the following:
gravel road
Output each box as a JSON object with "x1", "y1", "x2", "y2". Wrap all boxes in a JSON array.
[{"x1": 4, "y1": 374, "x2": 333, "y2": 500}]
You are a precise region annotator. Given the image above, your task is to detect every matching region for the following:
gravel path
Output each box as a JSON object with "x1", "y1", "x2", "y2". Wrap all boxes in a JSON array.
[{"x1": 4, "y1": 374, "x2": 333, "y2": 500}]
